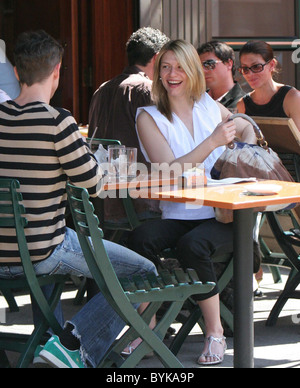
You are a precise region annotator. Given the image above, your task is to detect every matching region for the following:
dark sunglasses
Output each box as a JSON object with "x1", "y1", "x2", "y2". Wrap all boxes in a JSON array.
[
  {"x1": 201, "y1": 59, "x2": 223, "y2": 70},
  {"x1": 238, "y1": 60, "x2": 271, "y2": 75}
]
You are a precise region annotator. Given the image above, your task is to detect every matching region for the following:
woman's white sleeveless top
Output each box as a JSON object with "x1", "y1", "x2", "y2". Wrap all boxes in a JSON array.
[{"x1": 136, "y1": 93, "x2": 225, "y2": 220}]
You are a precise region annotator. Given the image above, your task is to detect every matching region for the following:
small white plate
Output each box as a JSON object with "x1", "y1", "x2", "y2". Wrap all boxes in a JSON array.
[{"x1": 245, "y1": 183, "x2": 282, "y2": 195}]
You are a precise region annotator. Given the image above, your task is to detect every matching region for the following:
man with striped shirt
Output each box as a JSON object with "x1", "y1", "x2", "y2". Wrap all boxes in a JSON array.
[{"x1": 0, "y1": 30, "x2": 156, "y2": 368}]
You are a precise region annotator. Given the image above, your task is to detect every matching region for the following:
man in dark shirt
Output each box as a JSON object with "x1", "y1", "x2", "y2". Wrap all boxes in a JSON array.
[
  {"x1": 89, "y1": 27, "x2": 169, "y2": 225},
  {"x1": 197, "y1": 41, "x2": 245, "y2": 111}
]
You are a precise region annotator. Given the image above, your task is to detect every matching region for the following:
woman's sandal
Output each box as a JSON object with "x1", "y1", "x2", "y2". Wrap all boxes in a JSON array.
[
  {"x1": 197, "y1": 335, "x2": 227, "y2": 366},
  {"x1": 122, "y1": 338, "x2": 154, "y2": 358},
  {"x1": 122, "y1": 338, "x2": 143, "y2": 355}
]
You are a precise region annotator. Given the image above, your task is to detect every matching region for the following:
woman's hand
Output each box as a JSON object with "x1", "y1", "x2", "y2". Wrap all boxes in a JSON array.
[{"x1": 209, "y1": 116, "x2": 237, "y2": 148}]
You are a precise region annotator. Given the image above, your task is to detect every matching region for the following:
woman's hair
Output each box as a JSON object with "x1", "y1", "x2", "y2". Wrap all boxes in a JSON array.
[
  {"x1": 152, "y1": 39, "x2": 206, "y2": 121},
  {"x1": 239, "y1": 40, "x2": 280, "y2": 78}
]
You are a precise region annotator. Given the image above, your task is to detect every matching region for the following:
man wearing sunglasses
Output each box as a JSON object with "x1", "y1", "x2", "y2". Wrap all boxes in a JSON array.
[{"x1": 197, "y1": 41, "x2": 245, "y2": 111}]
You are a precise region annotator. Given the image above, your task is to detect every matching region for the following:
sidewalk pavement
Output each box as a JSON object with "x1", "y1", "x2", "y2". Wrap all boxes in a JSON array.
[{"x1": 1, "y1": 266, "x2": 299, "y2": 368}]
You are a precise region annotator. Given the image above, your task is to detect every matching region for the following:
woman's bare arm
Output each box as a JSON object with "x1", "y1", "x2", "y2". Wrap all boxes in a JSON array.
[
  {"x1": 217, "y1": 102, "x2": 257, "y2": 144},
  {"x1": 136, "y1": 109, "x2": 236, "y2": 170}
]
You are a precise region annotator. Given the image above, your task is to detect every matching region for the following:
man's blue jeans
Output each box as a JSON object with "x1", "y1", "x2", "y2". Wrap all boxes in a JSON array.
[{"x1": 0, "y1": 227, "x2": 157, "y2": 367}]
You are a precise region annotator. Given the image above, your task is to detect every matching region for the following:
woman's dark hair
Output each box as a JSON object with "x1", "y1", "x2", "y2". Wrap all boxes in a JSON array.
[
  {"x1": 239, "y1": 40, "x2": 274, "y2": 62},
  {"x1": 239, "y1": 40, "x2": 281, "y2": 77}
]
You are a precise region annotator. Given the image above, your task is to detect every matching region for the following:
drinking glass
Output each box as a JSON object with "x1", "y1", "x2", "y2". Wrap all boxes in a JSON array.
[{"x1": 108, "y1": 145, "x2": 126, "y2": 179}]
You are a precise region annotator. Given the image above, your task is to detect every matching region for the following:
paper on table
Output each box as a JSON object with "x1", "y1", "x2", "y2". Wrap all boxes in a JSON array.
[{"x1": 207, "y1": 177, "x2": 257, "y2": 186}]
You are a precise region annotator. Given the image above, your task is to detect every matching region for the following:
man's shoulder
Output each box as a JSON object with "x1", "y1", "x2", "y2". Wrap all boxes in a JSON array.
[
  {"x1": 100, "y1": 66, "x2": 151, "y2": 91},
  {"x1": 221, "y1": 82, "x2": 246, "y2": 109},
  {"x1": 41, "y1": 103, "x2": 74, "y2": 122}
]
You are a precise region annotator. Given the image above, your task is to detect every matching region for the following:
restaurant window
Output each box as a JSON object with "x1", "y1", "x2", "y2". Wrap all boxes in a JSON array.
[{"x1": 212, "y1": 0, "x2": 296, "y2": 38}]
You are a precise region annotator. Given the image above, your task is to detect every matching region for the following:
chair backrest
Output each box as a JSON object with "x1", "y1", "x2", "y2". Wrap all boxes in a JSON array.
[
  {"x1": 251, "y1": 116, "x2": 300, "y2": 182},
  {"x1": 0, "y1": 179, "x2": 29, "y2": 267},
  {"x1": 0, "y1": 178, "x2": 63, "y2": 333},
  {"x1": 66, "y1": 182, "x2": 133, "y2": 319},
  {"x1": 87, "y1": 137, "x2": 121, "y2": 153},
  {"x1": 252, "y1": 116, "x2": 300, "y2": 156}
]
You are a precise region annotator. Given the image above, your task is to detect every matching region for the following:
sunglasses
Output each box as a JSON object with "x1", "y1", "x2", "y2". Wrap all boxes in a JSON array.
[
  {"x1": 201, "y1": 59, "x2": 223, "y2": 70},
  {"x1": 238, "y1": 60, "x2": 271, "y2": 75}
]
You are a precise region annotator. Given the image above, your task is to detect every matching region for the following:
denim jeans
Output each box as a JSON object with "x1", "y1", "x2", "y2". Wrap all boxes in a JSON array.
[{"x1": 0, "y1": 227, "x2": 157, "y2": 367}]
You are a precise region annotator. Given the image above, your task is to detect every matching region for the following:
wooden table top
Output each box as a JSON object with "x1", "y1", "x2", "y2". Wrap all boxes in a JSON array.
[
  {"x1": 102, "y1": 174, "x2": 177, "y2": 191},
  {"x1": 135, "y1": 180, "x2": 300, "y2": 210}
]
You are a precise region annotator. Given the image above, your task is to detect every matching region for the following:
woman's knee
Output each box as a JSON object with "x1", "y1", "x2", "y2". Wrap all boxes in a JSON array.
[{"x1": 176, "y1": 233, "x2": 211, "y2": 260}]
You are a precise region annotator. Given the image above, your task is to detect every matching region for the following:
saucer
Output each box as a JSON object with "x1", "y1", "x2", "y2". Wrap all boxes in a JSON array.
[{"x1": 244, "y1": 183, "x2": 282, "y2": 196}]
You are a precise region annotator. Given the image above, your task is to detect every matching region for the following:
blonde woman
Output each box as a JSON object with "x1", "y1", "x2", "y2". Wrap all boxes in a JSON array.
[{"x1": 128, "y1": 39, "x2": 256, "y2": 365}]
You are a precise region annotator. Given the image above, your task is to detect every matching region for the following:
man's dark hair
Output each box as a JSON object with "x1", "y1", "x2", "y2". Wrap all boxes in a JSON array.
[
  {"x1": 197, "y1": 40, "x2": 236, "y2": 77},
  {"x1": 126, "y1": 27, "x2": 169, "y2": 67},
  {"x1": 14, "y1": 30, "x2": 64, "y2": 86}
]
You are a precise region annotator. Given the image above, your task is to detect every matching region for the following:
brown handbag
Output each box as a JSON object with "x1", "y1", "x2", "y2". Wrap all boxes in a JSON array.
[{"x1": 211, "y1": 113, "x2": 296, "y2": 223}]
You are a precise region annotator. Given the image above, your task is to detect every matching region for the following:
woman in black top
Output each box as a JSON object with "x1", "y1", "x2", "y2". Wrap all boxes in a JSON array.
[{"x1": 236, "y1": 40, "x2": 300, "y2": 130}]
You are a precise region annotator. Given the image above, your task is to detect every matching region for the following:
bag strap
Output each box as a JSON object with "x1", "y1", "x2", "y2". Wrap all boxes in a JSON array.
[{"x1": 231, "y1": 113, "x2": 269, "y2": 150}]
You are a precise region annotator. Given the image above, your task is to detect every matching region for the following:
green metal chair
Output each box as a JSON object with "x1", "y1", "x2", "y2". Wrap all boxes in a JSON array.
[
  {"x1": 66, "y1": 182, "x2": 215, "y2": 368},
  {"x1": 0, "y1": 179, "x2": 68, "y2": 368},
  {"x1": 88, "y1": 139, "x2": 235, "y2": 345},
  {"x1": 158, "y1": 252, "x2": 233, "y2": 356},
  {"x1": 260, "y1": 153, "x2": 300, "y2": 284},
  {"x1": 264, "y1": 210, "x2": 300, "y2": 326},
  {"x1": 72, "y1": 138, "x2": 142, "y2": 305},
  {"x1": 86, "y1": 139, "x2": 235, "y2": 347},
  {"x1": 259, "y1": 153, "x2": 300, "y2": 325}
]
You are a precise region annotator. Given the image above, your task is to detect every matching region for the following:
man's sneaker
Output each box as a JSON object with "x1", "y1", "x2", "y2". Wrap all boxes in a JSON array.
[
  {"x1": 33, "y1": 345, "x2": 51, "y2": 368},
  {"x1": 39, "y1": 335, "x2": 85, "y2": 368}
]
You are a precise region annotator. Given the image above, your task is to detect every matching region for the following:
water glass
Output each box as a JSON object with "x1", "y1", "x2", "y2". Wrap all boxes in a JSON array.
[
  {"x1": 108, "y1": 145, "x2": 126, "y2": 178},
  {"x1": 125, "y1": 147, "x2": 137, "y2": 179}
]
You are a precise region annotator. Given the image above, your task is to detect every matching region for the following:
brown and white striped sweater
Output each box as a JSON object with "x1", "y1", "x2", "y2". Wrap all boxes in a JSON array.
[{"x1": 0, "y1": 100, "x2": 102, "y2": 264}]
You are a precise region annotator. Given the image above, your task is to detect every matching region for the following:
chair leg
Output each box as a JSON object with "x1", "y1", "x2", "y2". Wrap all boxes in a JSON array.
[
  {"x1": 0, "y1": 349, "x2": 10, "y2": 368},
  {"x1": 269, "y1": 267, "x2": 283, "y2": 284},
  {"x1": 220, "y1": 301, "x2": 234, "y2": 332},
  {"x1": 169, "y1": 302, "x2": 202, "y2": 356},
  {"x1": 121, "y1": 301, "x2": 185, "y2": 368},
  {"x1": 73, "y1": 277, "x2": 87, "y2": 305},
  {"x1": 1, "y1": 290, "x2": 19, "y2": 312},
  {"x1": 100, "y1": 301, "x2": 185, "y2": 368},
  {"x1": 267, "y1": 270, "x2": 300, "y2": 326},
  {"x1": 16, "y1": 322, "x2": 48, "y2": 368},
  {"x1": 99, "y1": 301, "x2": 163, "y2": 368}
]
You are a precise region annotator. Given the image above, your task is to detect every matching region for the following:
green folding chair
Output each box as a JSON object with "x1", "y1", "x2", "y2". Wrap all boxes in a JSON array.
[
  {"x1": 259, "y1": 153, "x2": 300, "y2": 325},
  {"x1": 0, "y1": 179, "x2": 68, "y2": 368},
  {"x1": 72, "y1": 138, "x2": 142, "y2": 305},
  {"x1": 66, "y1": 182, "x2": 215, "y2": 368},
  {"x1": 157, "y1": 251, "x2": 234, "y2": 355}
]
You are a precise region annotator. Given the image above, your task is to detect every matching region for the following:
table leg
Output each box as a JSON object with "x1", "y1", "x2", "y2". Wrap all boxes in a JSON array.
[{"x1": 233, "y1": 208, "x2": 254, "y2": 368}]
